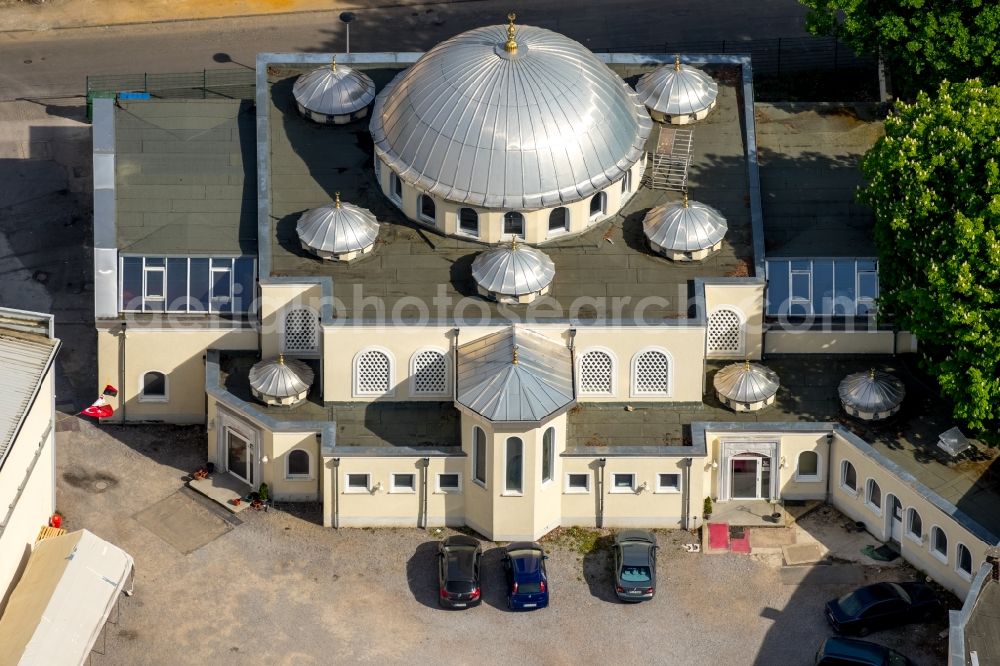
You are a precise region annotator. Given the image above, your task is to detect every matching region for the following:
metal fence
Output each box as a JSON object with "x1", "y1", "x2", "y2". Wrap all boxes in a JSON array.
[{"x1": 86, "y1": 68, "x2": 256, "y2": 100}]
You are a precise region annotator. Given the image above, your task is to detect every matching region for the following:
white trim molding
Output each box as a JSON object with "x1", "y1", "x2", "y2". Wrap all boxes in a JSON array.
[
  {"x1": 352, "y1": 346, "x2": 396, "y2": 397},
  {"x1": 408, "y1": 346, "x2": 450, "y2": 397},
  {"x1": 629, "y1": 346, "x2": 673, "y2": 397},
  {"x1": 577, "y1": 346, "x2": 618, "y2": 396},
  {"x1": 138, "y1": 369, "x2": 169, "y2": 403},
  {"x1": 284, "y1": 448, "x2": 313, "y2": 479}
]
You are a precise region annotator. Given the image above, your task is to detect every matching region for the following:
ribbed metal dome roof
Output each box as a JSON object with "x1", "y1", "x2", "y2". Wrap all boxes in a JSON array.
[
  {"x1": 249, "y1": 356, "x2": 314, "y2": 401},
  {"x1": 635, "y1": 58, "x2": 719, "y2": 117},
  {"x1": 714, "y1": 361, "x2": 780, "y2": 404},
  {"x1": 370, "y1": 19, "x2": 652, "y2": 209},
  {"x1": 839, "y1": 369, "x2": 905, "y2": 414},
  {"x1": 643, "y1": 195, "x2": 728, "y2": 251},
  {"x1": 297, "y1": 194, "x2": 379, "y2": 256},
  {"x1": 293, "y1": 60, "x2": 376, "y2": 117},
  {"x1": 471, "y1": 240, "x2": 556, "y2": 298}
]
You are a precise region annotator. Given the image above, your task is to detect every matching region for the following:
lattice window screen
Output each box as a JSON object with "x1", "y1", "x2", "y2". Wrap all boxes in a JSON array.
[
  {"x1": 412, "y1": 350, "x2": 447, "y2": 395},
  {"x1": 634, "y1": 351, "x2": 670, "y2": 394},
  {"x1": 579, "y1": 351, "x2": 613, "y2": 394},
  {"x1": 282, "y1": 308, "x2": 318, "y2": 354},
  {"x1": 707, "y1": 308, "x2": 743, "y2": 354},
  {"x1": 356, "y1": 350, "x2": 391, "y2": 395}
]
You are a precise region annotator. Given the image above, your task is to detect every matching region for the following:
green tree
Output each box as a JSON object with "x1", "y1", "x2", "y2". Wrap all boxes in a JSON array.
[
  {"x1": 799, "y1": 0, "x2": 1000, "y2": 93},
  {"x1": 860, "y1": 80, "x2": 1000, "y2": 431}
]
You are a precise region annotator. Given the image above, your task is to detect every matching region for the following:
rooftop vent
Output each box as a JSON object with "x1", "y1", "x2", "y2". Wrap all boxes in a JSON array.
[
  {"x1": 643, "y1": 193, "x2": 727, "y2": 261},
  {"x1": 296, "y1": 193, "x2": 379, "y2": 262},
  {"x1": 471, "y1": 239, "x2": 555, "y2": 304},
  {"x1": 713, "y1": 360, "x2": 779, "y2": 412},
  {"x1": 838, "y1": 369, "x2": 905, "y2": 421},
  {"x1": 293, "y1": 58, "x2": 376, "y2": 125},
  {"x1": 634, "y1": 56, "x2": 719, "y2": 125},
  {"x1": 937, "y1": 427, "x2": 972, "y2": 458},
  {"x1": 249, "y1": 355, "x2": 314, "y2": 407}
]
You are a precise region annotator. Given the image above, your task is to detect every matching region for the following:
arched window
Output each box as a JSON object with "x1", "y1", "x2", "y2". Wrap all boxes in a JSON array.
[
  {"x1": 906, "y1": 508, "x2": 923, "y2": 541},
  {"x1": 589, "y1": 192, "x2": 607, "y2": 219},
  {"x1": 579, "y1": 349, "x2": 615, "y2": 395},
  {"x1": 459, "y1": 208, "x2": 479, "y2": 237},
  {"x1": 286, "y1": 449, "x2": 310, "y2": 478},
  {"x1": 139, "y1": 371, "x2": 168, "y2": 402},
  {"x1": 503, "y1": 212, "x2": 525, "y2": 238},
  {"x1": 542, "y1": 428, "x2": 555, "y2": 484},
  {"x1": 549, "y1": 207, "x2": 569, "y2": 234},
  {"x1": 841, "y1": 460, "x2": 857, "y2": 492},
  {"x1": 390, "y1": 172, "x2": 402, "y2": 202},
  {"x1": 281, "y1": 306, "x2": 319, "y2": 355},
  {"x1": 621, "y1": 169, "x2": 632, "y2": 195},
  {"x1": 931, "y1": 526, "x2": 948, "y2": 561},
  {"x1": 410, "y1": 348, "x2": 448, "y2": 396},
  {"x1": 865, "y1": 479, "x2": 882, "y2": 513},
  {"x1": 505, "y1": 437, "x2": 523, "y2": 494},
  {"x1": 354, "y1": 348, "x2": 394, "y2": 396},
  {"x1": 957, "y1": 543, "x2": 974, "y2": 578},
  {"x1": 796, "y1": 451, "x2": 820, "y2": 481},
  {"x1": 707, "y1": 307, "x2": 745, "y2": 356},
  {"x1": 472, "y1": 427, "x2": 487, "y2": 487},
  {"x1": 419, "y1": 194, "x2": 436, "y2": 224},
  {"x1": 631, "y1": 348, "x2": 671, "y2": 396}
]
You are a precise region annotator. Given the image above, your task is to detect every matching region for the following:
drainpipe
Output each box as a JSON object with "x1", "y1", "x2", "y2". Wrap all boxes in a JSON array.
[
  {"x1": 420, "y1": 457, "x2": 430, "y2": 529},
  {"x1": 681, "y1": 457, "x2": 692, "y2": 530},
  {"x1": 118, "y1": 321, "x2": 127, "y2": 423},
  {"x1": 824, "y1": 432, "x2": 834, "y2": 504},
  {"x1": 596, "y1": 458, "x2": 607, "y2": 528},
  {"x1": 332, "y1": 458, "x2": 340, "y2": 529}
]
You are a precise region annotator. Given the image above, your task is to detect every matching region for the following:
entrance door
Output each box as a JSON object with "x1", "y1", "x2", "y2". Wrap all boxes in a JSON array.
[
  {"x1": 226, "y1": 428, "x2": 253, "y2": 484},
  {"x1": 888, "y1": 496, "x2": 903, "y2": 544},
  {"x1": 731, "y1": 458, "x2": 759, "y2": 499}
]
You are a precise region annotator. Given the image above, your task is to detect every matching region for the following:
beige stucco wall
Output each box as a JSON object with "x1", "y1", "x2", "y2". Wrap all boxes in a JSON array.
[
  {"x1": 0, "y1": 370, "x2": 55, "y2": 610},
  {"x1": 703, "y1": 431, "x2": 830, "y2": 502},
  {"x1": 703, "y1": 282, "x2": 765, "y2": 360},
  {"x1": 259, "y1": 282, "x2": 324, "y2": 360},
  {"x1": 264, "y1": 431, "x2": 321, "y2": 501},
  {"x1": 830, "y1": 434, "x2": 989, "y2": 597},
  {"x1": 98, "y1": 324, "x2": 258, "y2": 423},
  {"x1": 764, "y1": 330, "x2": 895, "y2": 355}
]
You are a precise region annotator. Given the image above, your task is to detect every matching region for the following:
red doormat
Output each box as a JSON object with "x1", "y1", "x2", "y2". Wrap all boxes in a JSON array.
[
  {"x1": 708, "y1": 522, "x2": 730, "y2": 550},
  {"x1": 730, "y1": 533, "x2": 751, "y2": 554}
]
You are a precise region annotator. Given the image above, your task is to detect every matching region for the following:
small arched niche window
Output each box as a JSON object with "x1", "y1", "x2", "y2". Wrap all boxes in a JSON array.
[
  {"x1": 140, "y1": 371, "x2": 167, "y2": 402},
  {"x1": 503, "y1": 211, "x2": 525, "y2": 238},
  {"x1": 548, "y1": 207, "x2": 569, "y2": 234},
  {"x1": 459, "y1": 208, "x2": 479, "y2": 237},
  {"x1": 589, "y1": 192, "x2": 607, "y2": 219},
  {"x1": 865, "y1": 479, "x2": 882, "y2": 513},
  {"x1": 419, "y1": 194, "x2": 436, "y2": 224},
  {"x1": 840, "y1": 460, "x2": 857, "y2": 493},
  {"x1": 795, "y1": 451, "x2": 820, "y2": 481},
  {"x1": 286, "y1": 449, "x2": 311, "y2": 478}
]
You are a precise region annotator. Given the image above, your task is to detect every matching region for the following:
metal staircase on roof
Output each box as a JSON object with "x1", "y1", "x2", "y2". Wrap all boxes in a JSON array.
[{"x1": 645, "y1": 126, "x2": 694, "y2": 191}]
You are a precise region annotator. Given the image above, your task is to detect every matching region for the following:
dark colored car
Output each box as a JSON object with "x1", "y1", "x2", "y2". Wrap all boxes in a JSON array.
[
  {"x1": 825, "y1": 582, "x2": 940, "y2": 636},
  {"x1": 612, "y1": 529, "x2": 658, "y2": 602},
  {"x1": 501, "y1": 541, "x2": 549, "y2": 610},
  {"x1": 815, "y1": 637, "x2": 911, "y2": 665},
  {"x1": 437, "y1": 535, "x2": 482, "y2": 609}
]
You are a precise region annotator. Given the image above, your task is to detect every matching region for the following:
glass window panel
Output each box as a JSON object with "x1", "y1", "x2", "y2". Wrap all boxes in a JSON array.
[
  {"x1": 438, "y1": 473, "x2": 459, "y2": 490},
  {"x1": 614, "y1": 473, "x2": 634, "y2": 488},
  {"x1": 188, "y1": 258, "x2": 209, "y2": 312},
  {"x1": 474, "y1": 427, "x2": 487, "y2": 485},
  {"x1": 233, "y1": 257, "x2": 255, "y2": 314},
  {"x1": 166, "y1": 258, "x2": 188, "y2": 312},
  {"x1": 812, "y1": 260, "x2": 834, "y2": 314},
  {"x1": 143, "y1": 267, "x2": 165, "y2": 312},
  {"x1": 790, "y1": 260, "x2": 811, "y2": 271},
  {"x1": 505, "y1": 437, "x2": 523, "y2": 493},
  {"x1": 211, "y1": 258, "x2": 232, "y2": 313},
  {"x1": 791, "y1": 272, "x2": 810, "y2": 300},
  {"x1": 142, "y1": 372, "x2": 166, "y2": 396},
  {"x1": 542, "y1": 428, "x2": 554, "y2": 483},
  {"x1": 287, "y1": 450, "x2": 309, "y2": 476},
  {"x1": 856, "y1": 259, "x2": 877, "y2": 271},
  {"x1": 121, "y1": 257, "x2": 143, "y2": 311},
  {"x1": 858, "y1": 271, "x2": 878, "y2": 299},
  {"x1": 833, "y1": 260, "x2": 856, "y2": 315},
  {"x1": 144, "y1": 257, "x2": 165, "y2": 268},
  {"x1": 568, "y1": 474, "x2": 588, "y2": 489},
  {"x1": 766, "y1": 260, "x2": 789, "y2": 315}
]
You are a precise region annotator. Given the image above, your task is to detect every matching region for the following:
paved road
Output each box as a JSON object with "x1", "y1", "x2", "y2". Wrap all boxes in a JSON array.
[{"x1": 0, "y1": 0, "x2": 809, "y2": 100}]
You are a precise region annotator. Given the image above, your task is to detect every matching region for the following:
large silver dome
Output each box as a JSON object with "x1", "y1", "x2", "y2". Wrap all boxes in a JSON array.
[
  {"x1": 644, "y1": 195, "x2": 727, "y2": 252},
  {"x1": 293, "y1": 60, "x2": 376, "y2": 121},
  {"x1": 635, "y1": 58, "x2": 719, "y2": 121},
  {"x1": 839, "y1": 369, "x2": 905, "y2": 420},
  {"x1": 714, "y1": 361, "x2": 779, "y2": 412},
  {"x1": 297, "y1": 194, "x2": 379, "y2": 261},
  {"x1": 249, "y1": 355, "x2": 314, "y2": 407},
  {"x1": 471, "y1": 240, "x2": 556, "y2": 304},
  {"x1": 370, "y1": 20, "x2": 652, "y2": 209}
]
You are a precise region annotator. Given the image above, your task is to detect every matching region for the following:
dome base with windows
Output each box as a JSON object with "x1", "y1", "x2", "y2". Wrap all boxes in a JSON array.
[
  {"x1": 717, "y1": 392, "x2": 776, "y2": 413},
  {"x1": 649, "y1": 238, "x2": 723, "y2": 262},
  {"x1": 648, "y1": 106, "x2": 716, "y2": 126},
  {"x1": 297, "y1": 104, "x2": 370, "y2": 126},
  {"x1": 312, "y1": 243, "x2": 375, "y2": 263}
]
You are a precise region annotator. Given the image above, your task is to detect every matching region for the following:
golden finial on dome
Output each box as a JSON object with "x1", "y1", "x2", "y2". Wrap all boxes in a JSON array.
[
  {"x1": 331, "y1": 56, "x2": 337, "y2": 72},
  {"x1": 335, "y1": 192, "x2": 342, "y2": 208},
  {"x1": 510, "y1": 235, "x2": 519, "y2": 251},
  {"x1": 512, "y1": 344, "x2": 520, "y2": 365},
  {"x1": 869, "y1": 368, "x2": 877, "y2": 379},
  {"x1": 674, "y1": 54, "x2": 681, "y2": 71},
  {"x1": 505, "y1": 12, "x2": 518, "y2": 53},
  {"x1": 682, "y1": 190, "x2": 690, "y2": 208},
  {"x1": 278, "y1": 354, "x2": 286, "y2": 365}
]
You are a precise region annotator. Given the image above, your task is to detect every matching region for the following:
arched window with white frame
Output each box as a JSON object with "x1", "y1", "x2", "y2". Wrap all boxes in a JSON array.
[
  {"x1": 707, "y1": 306, "x2": 746, "y2": 357},
  {"x1": 630, "y1": 348, "x2": 672, "y2": 397},
  {"x1": 957, "y1": 543, "x2": 974, "y2": 578},
  {"x1": 906, "y1": 508, "x2": 923, "y2": 542},
  {"x1": 281, "y1": 306, "x2": 319, "y2": 356},
  {"x1": 353, "y1": 347, "x2": 394, "y2": 397},
  {"x1": 285, "y1": 449, "x2": 311, "y2": 479},
  {"x1": 578, "y1": 348, "x2": 616, "y2": 396},
  {"x1": 865, "y1": 478, "x2": 882, "y2": 513},
  {"x1": 139, "y1": 370, "x2": 168, "y2": 402},
  {"x1": 795, "y1": 450, "x2": 821, "y2": 481},
  {"x1": 840, "y1": 460, "x2": 858, "y2": 493},
  {"x1": 409, "y1": 347, "x2": 449, "y2": 396},
  {"x1": 930, "y1": 526, "x2": 948, "y2": 562}
]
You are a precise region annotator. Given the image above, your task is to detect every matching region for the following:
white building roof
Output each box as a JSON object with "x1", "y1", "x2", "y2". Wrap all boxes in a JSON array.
[
  {"x1": 634, "y1": 59, "x2": 719, "y2": 117},
  {"x1": 0, "y1": 310, "x2": 57, "y2": 466},
  {"x1": 293, "y1": 60, "x2": 376, "y2": 117}
]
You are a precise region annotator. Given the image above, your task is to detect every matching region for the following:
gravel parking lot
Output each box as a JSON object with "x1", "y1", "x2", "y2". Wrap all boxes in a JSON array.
[{"x1": 57, "y1": 419, "x2": 950, "y2": 666}]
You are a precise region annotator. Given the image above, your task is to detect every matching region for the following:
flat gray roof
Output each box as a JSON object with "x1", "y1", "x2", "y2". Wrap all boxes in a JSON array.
[
  {"x1": 115, "y1": 99, "x2": 257, "y2": 254},
  {"x1": 964, "y1": 578, "x2": 1000, "y2": 666},
  {"x1": 266, "y1": 63, "x2": 753, "y2": 322},
  {"x1": 0, "y1": 325, "x2": 57, "y2": 465}
]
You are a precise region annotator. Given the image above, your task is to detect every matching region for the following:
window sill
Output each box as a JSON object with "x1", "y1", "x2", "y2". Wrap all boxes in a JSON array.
[
  {"x1": 501, "y1": 492, "x2": 523, "y2": 497},
  {"x1": 655, "y1": 489, "x2": 681, "y2": 494},
  {"x1": 418, "y1": 216, "x2": 436, "y2": 226},
  {"x1": 866, "y1": 504, "x2": 883, "y2": 517},
  {"x1": 957, "y1": 569, "x2": 973, "y2": 582},
  {"x1": 930, "y1": 551, "x2": 948, "y2": 565},
  {"x1": 434, "y1": 490, "x2": 461, "y2": 495},
  {"x1": 564, "y1": 489, "x2": 590, "y2": 495},
  {"x1": 457, "y1": 230, "x2": 480, "y2": 240},
  {"x1": 906, "y1": 533, "x2": 923, "y2": 546},
  {"x1": 471, "y1": 479, "x2": 487, "y2": 490},
  {"x1": 389, "y1": 489, "x2": 416, "y2": 494},
  {"x1": 343, "y1": 488, "x2": 371, "y2": 494},
  {"x1": 138, "y1": 396, "x2": 168, "y2": 403},
  {"x1": 284, "y1": 476, "x2": 313, "y2": 481},
  {"x1": 840, "y1": 485, "x2": 860, "y2": 497},
  {"x1": 794, "y1": 476, "x2": 822, "y2": 483},
  {"x1": 610, "y1": 489, "x2": 636, "y2": 494}
]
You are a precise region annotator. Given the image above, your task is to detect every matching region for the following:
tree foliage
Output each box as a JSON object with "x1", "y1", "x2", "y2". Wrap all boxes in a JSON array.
[
  {"x1": 860, "y1": 80, "x2": 1000, "y2": 431},
  {"x1": 799, "y1": 0, "x2": 1000, "y2": 93}
]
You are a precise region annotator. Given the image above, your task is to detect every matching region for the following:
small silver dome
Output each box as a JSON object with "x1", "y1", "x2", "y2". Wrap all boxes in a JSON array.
[
  {"x1": 297, "y1": 193, "x2": 379, "y2": 261},
  {"x1": 370, "y1": 17, "x2": 652, "y2": 209},
  {"x1": 839, "y1": 369, "x2": 905, "y2": 420},
  {"x1": 643, "y1": 194, "x2": 727, "y2": 260},
  {"x1": 635, "y1": 57, "x2": 719, "y2": 123},
  {"x1": 293, "y1": 59, "x2": 376, "y2": 123},
  {"x1": 249, "y1": 355, "x2": 314, "y2": 407},
  {"x1": 714, "y1": 361, "x2": 779, "y2": 412},
  {"x1": 471, "y1": 239, "x2": 555, "y2": 304}
]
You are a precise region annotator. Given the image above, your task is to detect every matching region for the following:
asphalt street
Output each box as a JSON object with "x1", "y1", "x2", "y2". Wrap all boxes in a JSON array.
[{"x1": 0, "y1": 0, "x2": 810, "y2": 100}]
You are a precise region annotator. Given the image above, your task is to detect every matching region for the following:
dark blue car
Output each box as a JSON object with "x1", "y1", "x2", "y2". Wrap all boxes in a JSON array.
[{"x1": 501, "y1": 542, "x2": 549, "y2": 610}]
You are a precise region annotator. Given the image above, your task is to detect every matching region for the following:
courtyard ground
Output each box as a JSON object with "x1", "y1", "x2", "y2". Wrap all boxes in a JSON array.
[{"x1": 56, "y1": 417, "x2": 952, "y2": 666}]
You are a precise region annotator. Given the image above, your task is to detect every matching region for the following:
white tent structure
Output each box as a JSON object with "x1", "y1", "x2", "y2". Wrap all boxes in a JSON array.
[{"x1": 0, "y1": 529, "x2": 134, "y2": 666}]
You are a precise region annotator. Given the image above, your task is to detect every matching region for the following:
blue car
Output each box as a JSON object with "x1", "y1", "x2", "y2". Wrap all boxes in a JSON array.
[{"x1": 501, "y1": 542, "x2": 549, "y2": 610}]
